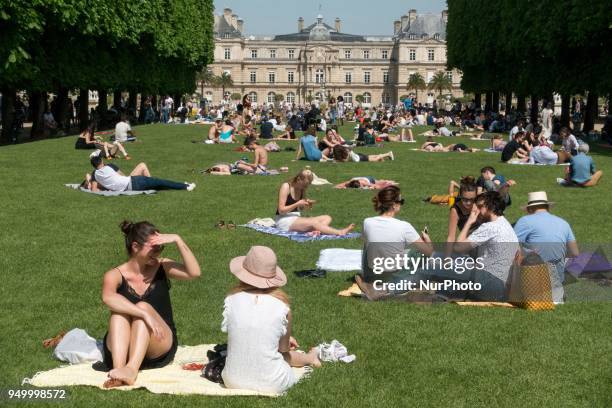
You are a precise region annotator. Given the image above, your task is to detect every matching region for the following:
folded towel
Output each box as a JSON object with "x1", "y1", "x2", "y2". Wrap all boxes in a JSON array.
[
  {"x1": 25, "y1": 344, "x2": 307, "y2": 397},
  {"x1": 240, "y1": 223, "x2": 360, "y2": 242},
  {"x1": 316, "y1": 249, "x2": 362, "y2": 271},
  {"x1": 507, "y1": 160, "x2": 570, "y2": 166},
  {"x1": 65, "y1": 184, "x2": 156, "y2": 196}
]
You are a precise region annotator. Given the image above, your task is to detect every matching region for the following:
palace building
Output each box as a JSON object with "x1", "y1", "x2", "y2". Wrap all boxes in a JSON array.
[{"x1": 207, "y1": 8, "x2": 463, "y2": 107}]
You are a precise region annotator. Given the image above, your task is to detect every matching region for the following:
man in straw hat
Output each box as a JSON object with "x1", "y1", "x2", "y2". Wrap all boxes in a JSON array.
[{"x1": 514, "y1": 192, "x2": 579, "y2": 303}]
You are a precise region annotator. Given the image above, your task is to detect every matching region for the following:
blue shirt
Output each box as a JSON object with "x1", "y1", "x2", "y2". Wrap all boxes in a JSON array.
[
  {"x1": 570, "y1": 153, "x2": 595, "y2": 184},
  {"x1": 300, "y1": 135, "x2": 322, "y2": 161},
  {"x1": 514, "y1": 211, "x2": 575, "y2": 280},
  {"x1": 403, "y1": 98, "x2": 412, "y2": 110}
]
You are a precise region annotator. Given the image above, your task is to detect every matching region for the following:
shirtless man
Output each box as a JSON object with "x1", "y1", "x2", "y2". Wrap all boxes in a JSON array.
[
  {"x1": 207, "y1": 119, "x2": 222, "y2": 141},
  {"x1": 241, "y1": 136, "x2": 269, "y2": 173}
]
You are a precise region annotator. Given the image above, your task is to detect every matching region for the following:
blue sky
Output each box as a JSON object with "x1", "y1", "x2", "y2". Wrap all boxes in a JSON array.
[{"x1": 213, "y1": 0, "x2": 448, "y2": 35}]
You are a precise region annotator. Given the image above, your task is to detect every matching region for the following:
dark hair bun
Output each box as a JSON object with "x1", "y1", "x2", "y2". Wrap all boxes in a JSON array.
[{"x1": 120, "y1": 220, "x2": 134, "y2": 235}]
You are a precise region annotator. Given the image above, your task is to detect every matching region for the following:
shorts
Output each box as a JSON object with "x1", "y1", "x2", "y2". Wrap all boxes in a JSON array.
[
  {"x1": 275, "y1": 212, "x2": 300, "y2": 231},
  {"x1": 99, "y1": 331, "x2": 178, "y2": 371},
  {"x1": 357, "y1": 153, "x2": 369, "y2": 162}
]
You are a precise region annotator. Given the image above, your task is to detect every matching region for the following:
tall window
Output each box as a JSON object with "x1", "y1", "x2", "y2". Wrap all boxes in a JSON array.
[
  {"x1": 269, "y1": 49, "x2": 276, "y2": 59},
  {"x1": 345, "y1": 72, "x2": 352, "y2": 84},
  {"x1": 287, "y1": 71, "x2": 294, "y2": 83},
  {"x1": 344, "y1": 92, "x2": 353, "y2": 104},
  {"x1": 382, "y1": 93, "x2": 390, "y2": 104},
  {"x1": 428, "y1": 49, "x2": 434, "y2": 61},
  {"x1": 286, "y1": 92, "x2": 295, "y2": 104},
  {"x1": 267, "y1": 92, "x2": 275, "y2": 104},
  {"x1": 248, "y1": 91, "x2": 257, "y2": 103},
  {"x1": 364, "y1": 71, "x2": 371, "y2": 84},
  {"x1": 409, "y1": 49, "x2": 416, "y2": 61},
  {"x1": 224, "y1": 48, "x2": 231, "y2": 60},
  {"x1": 249, "y1": 71, "x2": 257, "y2": 83},
  {"x1": 268, "y1": 72, "x2": 275, "y2": 83},
  {"x1": 288, "y1": 49, "x2": 295, "y2": 59},
  {"x1": 426, "y1": 71, "x2": 434, "y2": 83},
  {"x1": 205, "y1": 91, "x2": 213, "y2": 101},
  {"x1": 446, "y1": 71, "x2": 453, "y2": 82},
  {"x1": 315, "y1": 69, "x2": 324, "y2": 84},
  {"x1": 315, "y1": 92, "x2": 323, "y2": 102},
  {"x1": 382, "y1": 50, "x2": 388, "y2": 59},
  {"x1": 363, "y1": 50, "x2": 370, "y2": 59},
  {"x1": 363, "y1": 92, "x2": 371, "y2": 104},
  {"x1": 383, "y1": 71, "x2": 389, "y2": 84},
  {"x1": 250, "y1": 49, "x2": 257, "y2": 59},
  {"x1": 344, "y1": 49, "x2": 351, "y2": 59}
]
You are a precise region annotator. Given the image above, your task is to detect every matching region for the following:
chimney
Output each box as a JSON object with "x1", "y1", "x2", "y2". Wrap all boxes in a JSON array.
[
  {"x1": 231, "y1": 14, "x2": 238, "y2": 29},
  {"x1": 393, "y1": 20, "x2": 401, "y2": 34},
  {"x1": 441, "y1": 10, "x2": 448, "y2": 24},
  {"x1": 298, "y1": 17, "x2": 304, "y2": 31},
  {"x1": 237, "y1": 18, "x2": 244, "y2": 33},
  {"x1": 335, "y1": 17, "x2": 341, "y2": 32},
  {"x1": 223, "y1": 8, "x2": 232, "y2": 25},
  {"x1": 408, "y1": 9, "x2": 417, "y2": 24},
  {"x1": 401, "y1": 15, "x2": 408, "y2": 30}
]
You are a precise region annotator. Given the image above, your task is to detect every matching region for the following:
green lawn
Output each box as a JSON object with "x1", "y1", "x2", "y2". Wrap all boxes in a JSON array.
[{"x1": 1, "y1": 123, "x2": 611, "y2": 407}]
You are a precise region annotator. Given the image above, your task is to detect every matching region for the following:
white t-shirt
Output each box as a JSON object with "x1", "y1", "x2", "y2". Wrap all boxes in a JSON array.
[
  {"x1": 221, "y1": 292, "x2": 296, "y2": 393},
  {"x1": 114, "y1": 121, "x2": 131, "y2": 142},
  {"x1": 163, "y1": 97, "x2": 174, "y2": 110},
  {"x1": 468, "y1": 216, "x2": 519, "y2": 282},
  {"x1": 93, "y1": 165, "x2": 131, "y2": 192},
  {"x1": 439, "y1": 127, "x2": 452, "y2": 137},
  {"x1": 508, "y1": 125, "x2": 523, "y2": 141},
  {"x1": 541, "y1": 108, "x2": 553, "y2": 130},
  {"x1": 363, "y1": 216, "x2": 421, "y2": 276}
]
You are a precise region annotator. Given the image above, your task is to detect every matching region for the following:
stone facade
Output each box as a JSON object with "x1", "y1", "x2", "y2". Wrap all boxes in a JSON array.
[{"x1": 207, "y1": 8, "x2": 463, "y2": 107}]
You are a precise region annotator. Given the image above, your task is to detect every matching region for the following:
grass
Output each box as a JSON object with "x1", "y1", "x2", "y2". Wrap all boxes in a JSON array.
[{"x1": 1, "y1": 122, "x2": 611, "y2": 407}]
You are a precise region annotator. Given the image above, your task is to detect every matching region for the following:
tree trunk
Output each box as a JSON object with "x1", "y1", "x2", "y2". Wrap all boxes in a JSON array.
[
  {"x1": 561, "y1": 94, "x2": 570, "y2": 127},
  {"x1": 152, "y1": 95, "x2": 158, "y2": 112},
  {"x1": 113, "y1": 90, "x2": 122, "y2": 109},
  {"x1": 517, "y1": 95, "x2": 526, "y2": 116},
  {"x1": 29, "y1": 90, "x2": 46, "y2": 138},
  {"x1": 97, "y1": 89, "x2": 108, "y2": 114},
  {"x1": 485, "y1": 92, "x2": 492, "y2": 113},
  {"x1": 504, "y1": 92, "x2": 512, "y2": 112},
  {"x1": 474, "y1": 93, "x2": 482, "y2": 110},
  {"x1": 55, "y1": 87, "x2": 69, "y2": 133},
  {"x1": 78, "y1": 88, "x2": 89, "y2": 131},
  {"x1": 128, "y1": 91, "x2": 137, "y2": 120},
  {"x1": 1, "y1": 87, "x2": 16, "y2": 144},
  {"x1": 530, "y1": 95, "x2": 539, "y2": 125},
  {"x1": 139, "y1": 94, "x2": 147, "y2": 123},
  {"x1": 492, "y1": 91, "x2": 500, "y2": 113},
  {"x1": 582, "y1": 92, "x2": 598, "y2": 133}
]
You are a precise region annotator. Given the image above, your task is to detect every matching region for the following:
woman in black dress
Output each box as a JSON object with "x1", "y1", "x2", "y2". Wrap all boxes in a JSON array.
[{"x1": 101, "y1": 221, "x2": 201, "y2": 387}]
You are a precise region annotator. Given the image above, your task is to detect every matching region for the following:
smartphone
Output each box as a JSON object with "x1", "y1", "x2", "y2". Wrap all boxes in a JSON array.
[{"x1": 422, "y1": 225, "x2": 429, "y2": 235}]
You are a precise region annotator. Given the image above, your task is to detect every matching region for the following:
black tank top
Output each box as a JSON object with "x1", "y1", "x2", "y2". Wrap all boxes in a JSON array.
[
  {"x1": 276, "y1": 185, "x2": 300, "y2": 215},
  {"x1": 452, "y1": 202, "x2": 480, "y2": 232},
  {"x1": 117, "y1": 265, "x2": 175, "y2": 332}
]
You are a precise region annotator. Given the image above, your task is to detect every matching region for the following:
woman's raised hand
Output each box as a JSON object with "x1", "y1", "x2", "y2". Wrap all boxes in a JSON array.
[{"x1": 149, "y1": 233, "x2": 180, "y2": 246}]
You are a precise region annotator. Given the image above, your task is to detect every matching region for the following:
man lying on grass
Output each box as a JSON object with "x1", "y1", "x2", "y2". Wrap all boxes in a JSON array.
[{"x1": 87, "y1": 150, "x2": 196, "y2": 192}]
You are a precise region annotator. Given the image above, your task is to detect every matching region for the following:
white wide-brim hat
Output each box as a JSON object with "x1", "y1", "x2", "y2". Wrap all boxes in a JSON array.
[{"x1": 521, "y1": 191, "x2": 555, "y2": 210}]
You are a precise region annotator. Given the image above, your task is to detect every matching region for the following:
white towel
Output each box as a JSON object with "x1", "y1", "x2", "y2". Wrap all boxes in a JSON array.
[{"x1": 316, "y1": 248, "x2": 362, "y2": 272}]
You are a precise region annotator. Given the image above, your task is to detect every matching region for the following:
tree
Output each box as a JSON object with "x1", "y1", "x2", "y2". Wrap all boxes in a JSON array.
[
  {"x1": 214, "y1": 72, "x2": 233, "y2": 100},
  {"x1": 428, "y1": 71, "x2": 453, "y2": 102},
  {"x1": 274, "y1": 94, "x2": 285, "y2": 108},
  {"x1": 355, "y1": 94, "x2": 365, "y2": 105},
  {"x1": 407, "y1": 73, "x2": 426, "y2": 102}
]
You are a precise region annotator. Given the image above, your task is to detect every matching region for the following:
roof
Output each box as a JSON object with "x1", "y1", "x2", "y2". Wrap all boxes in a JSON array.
[
  {"x1": 397, "y1": 13, "x2": 446, "y2": 40},
  {"x1": 214, "y1": 14, "x2": 242, "y2": 38},
  {"x1": 273, "y1": 16, "x2": 366, "y2": 42}
]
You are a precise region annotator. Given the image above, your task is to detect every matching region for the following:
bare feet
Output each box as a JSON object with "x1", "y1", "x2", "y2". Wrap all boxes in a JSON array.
[
  {"x1": 108, "y1": 366, "x2": 138, "y2": 385},
  {"x1": 308, "y1": 348, "x2": 322, "y2": 368},
  {"x1": 340, "y1": 223, "x2": 356, "y2": 235}
]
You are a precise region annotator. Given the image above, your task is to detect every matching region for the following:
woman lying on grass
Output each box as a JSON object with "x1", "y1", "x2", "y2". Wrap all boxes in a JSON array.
[
  {"x1": 100, "y1": 221, "x2": 201, "y2": 387},
  {"x1": 275, "y1": 168, "x2": 355, "y2": 235},
  {"x1": 421, "y1": 137, "x2": 479, "y2": 152},
  {"x1": 222, "y1": 245, "x2": 320, "y2": 393},
  {"x1": 335, "y1": 176, "x2": 398, "y2": 190},
  {"x1": 332, "y1": 145, "x2": 394, "y2": 162}
]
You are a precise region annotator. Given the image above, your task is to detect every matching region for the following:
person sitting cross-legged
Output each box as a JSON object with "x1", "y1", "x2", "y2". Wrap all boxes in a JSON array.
[{"x1": 558, "y1": 143, "x2": 603, "y2": 187}]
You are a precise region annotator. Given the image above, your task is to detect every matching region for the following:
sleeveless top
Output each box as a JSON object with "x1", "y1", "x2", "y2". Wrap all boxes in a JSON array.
[
  {"x1": 117, "y1": 264, "x2": 176, "y2": 332},
  {"x1": 276, "y1": 185, "x2": 300, "y2": 215}
]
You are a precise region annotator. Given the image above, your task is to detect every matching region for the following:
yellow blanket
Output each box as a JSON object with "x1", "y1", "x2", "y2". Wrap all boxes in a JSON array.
[{"x1": 25, "y1": 344, "x2": 308, "y2": 397}]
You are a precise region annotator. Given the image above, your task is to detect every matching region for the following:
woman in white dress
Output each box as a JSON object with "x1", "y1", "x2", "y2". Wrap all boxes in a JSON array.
[
  {"x1": 221, "y1": 246, "x2": 320, "y2": 393},
  {"x1": 541, "y1": 102, "x2": 554, "y2": 140}
]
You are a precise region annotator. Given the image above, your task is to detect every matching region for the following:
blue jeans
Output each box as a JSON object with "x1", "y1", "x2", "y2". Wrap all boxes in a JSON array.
[
  {"x1": 161, "y1": 108, "x2": 170, "y2": 124},
  {"x1": 130, "y1": 176, "x2": 187, "y2": 191}
]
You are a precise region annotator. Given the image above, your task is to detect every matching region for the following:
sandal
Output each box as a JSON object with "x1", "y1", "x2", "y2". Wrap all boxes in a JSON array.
[
  {"x1": 215, "y1": 220, "x2": 226, "y2": 229},
  {"x1": 226, "y1": 221, "x2": 236, "y2": 230}
]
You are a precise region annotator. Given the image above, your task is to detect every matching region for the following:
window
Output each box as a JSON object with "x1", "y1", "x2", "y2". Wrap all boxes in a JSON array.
[
  {"x1": 343, "y1": 92, "x2": 352, "y2": 104},
  {"x1": 421, "y1": 34, "x2": 428, "y2": 40},
  {"x1": 344, "y1": 49, "x2": 351, "y2": 59},
  {"x1": 268, "y1": 72, "x2": 275, "y2": 83},
  {"x1": 434, "y1": 33, "x2": 440, "y2": 40},
  {"x1": 269, "y1": 49, "x2": 276, "y2": 59},
  {"x1": 364, "y1": 71, "x2": 371, "y2": 84},
  {"x1": 315, "y1": 69, "x2": 324, "y2": 84},
  {"x1": 345, "y1": 72, "x2": 352, "y2": 84},
  {"x1": 382, "y1": 50, "x2": 388, "y2": 59},
  {"x1": 286, "y1": 92, "x2": 295, "y2": 104},
  {"x1": 249, "y1": 71, "x2": 256, "y2": 83},
  {"x1": 288, "y1": 49, "x2": 295, "y2": 59},
  {"x1": 223, "y1": 91, "x2": 230, "y2": 100},
  {"x1": 408, "y1": 33, "x2": 416, "y2": 40},
  {"x1": 409, "y1": 49, "x2": 416, "y2": 61},
  {"x1": 248, "y1": 91, "x2": 257, "y2": 103},
  {"x1": 250, "y1": 49, "x2": 258, "y2": 59},
  {"x1": 382, "y1": 93, "x2": 390, "y2": 104},
  {"x1": 363, "y1": 92, "x2": 371, "y2": 104},
  {"x1": 428, "y1": 49, "x2": 434, "y2": 61},
  {"x1": 315, "y1": 92, "x2": 323, "y2": 102},
  {"x1": 446, "y1": 71, "x2": 453, "y2": 82},
  {"x1": 363, "y1": 50, "x2": 370, "y2": 59},
  {"x1": 383, "y1": 71, "x2": 389, "y2": 84},
  {"x1": 205, "y1": 91, "x2": 213, "y2": 101},
  {"x1": 287, "y1": 71, "x2": 294, "y2": 83},
  {"x1": 426, "y1": 71, "x2": 434, "y2": 83},
  {"x1": 224, "y1": 48, "x2": 231, "y2": 60},
  {"x1": 223, "y1": 33, "x2": 231, "y2": 39},
  {"x1": 267, "y1": 92, "x2": 275, "y2": 104}
]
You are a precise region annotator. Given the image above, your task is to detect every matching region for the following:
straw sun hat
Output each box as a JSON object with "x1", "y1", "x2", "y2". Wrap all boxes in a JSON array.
[
  {"x1": 521, "y1": 191, "x2": 555, "y2": 210},
  {"x1": 229, "y1": 246, "x2": 287, "y2": 289}
]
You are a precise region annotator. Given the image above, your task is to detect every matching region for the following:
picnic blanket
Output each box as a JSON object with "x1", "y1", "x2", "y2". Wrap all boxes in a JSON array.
[
  {"x1": 241, "y1": 223, "x2": 360, "y2": 242},
  {"x1": 484, "y1": 148, "x2": 501, "y2": 153},
  {"x1": 25, "y1": 344, "x2": 308, "y2": 397},
  {"x1": 316, "y1": 249, "x2": 362, "y2": 271},
  {"x1": 65, "y1": 184, "x2": 156, "y2": 196},
  {"x1": 507, "y1": 160, "x2": 570, "y2": 166}
]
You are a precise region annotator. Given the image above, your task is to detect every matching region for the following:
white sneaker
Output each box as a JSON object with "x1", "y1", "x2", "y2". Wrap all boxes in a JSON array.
[
  {"x1": 389, "y1": 151, "x2": 395, "y2": 161},
  {"x1": 556, "y1": 178, "x2": 568, "y2": 186},
  {"x1": 186, "y1": 183, "x2": 196, "y2": 191}
]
